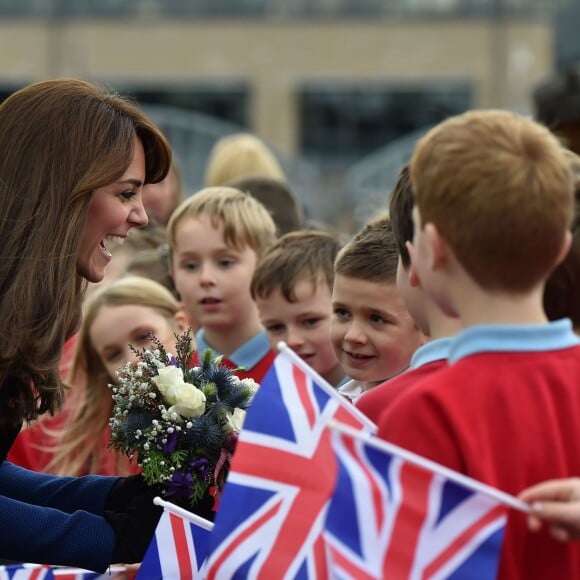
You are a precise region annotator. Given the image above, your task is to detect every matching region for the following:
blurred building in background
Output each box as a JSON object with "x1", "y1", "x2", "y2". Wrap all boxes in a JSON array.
[{"x1": 0, "y1": 0, "x2": 572, "y2": 229}]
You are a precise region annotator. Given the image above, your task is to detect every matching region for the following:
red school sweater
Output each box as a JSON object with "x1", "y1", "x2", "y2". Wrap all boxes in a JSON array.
[
  {"x1": 379, "y1": 345, "x2": 580, "y2": 580},
  {"x1": 356, "y1": 358, "x2": 447, "y2": 425}
]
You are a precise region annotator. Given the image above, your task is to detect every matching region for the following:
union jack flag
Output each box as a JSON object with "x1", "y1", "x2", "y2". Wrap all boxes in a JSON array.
[
  {"x1": 0, "y1": 565, "x2": 53, "y2": 580},
  {"x1": 326, "y1": 425, "x2": 515, "y2": 580},
  {"x1": 204, "y1": 346, "x2": 376, "y2": 579},
  {"x1": 52, "y1": 566, "x2": 126, "y2": 579},
  {"x1": 137, "y1": 500, "x2": 214, "y2": 580},
  {"x1": 0, "y1": 566, "x2": 123, "y2": 580}
]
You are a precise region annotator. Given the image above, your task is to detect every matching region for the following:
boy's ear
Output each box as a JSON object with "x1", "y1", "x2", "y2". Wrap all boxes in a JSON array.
[
  {"x1": 554, "y1": 230, "x2": 572, "y2": 267},
  {"x1": 424, "y1": 223, "x2": 449, "y2": 271},
  {"x1": 405, "y1": 241, "x2": 421, "y2": 288}
]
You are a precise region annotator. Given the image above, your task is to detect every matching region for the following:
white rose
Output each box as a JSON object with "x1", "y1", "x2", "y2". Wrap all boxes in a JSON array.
[
  {"x1": 152, "y1": 365, "x2": 186, "y2": 405},
  {"x1": 224, "y1": 408, "x2": 246, "y2": 433},
  {"x1": 168, "y1": 383, "x2": 206, "y2": 418}
]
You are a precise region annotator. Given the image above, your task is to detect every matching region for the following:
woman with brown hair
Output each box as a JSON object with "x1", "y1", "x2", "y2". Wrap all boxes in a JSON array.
[{"x1": 0, "y1": 78, "x2": 171, "y2": 572}]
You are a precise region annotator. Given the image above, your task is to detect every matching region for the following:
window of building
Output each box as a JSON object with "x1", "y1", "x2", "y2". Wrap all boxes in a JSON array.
[
  {"x1": 119, "y1": 83, "x2": 249, "y2": 128},
  {"x1": 299, "y1": 81, "x2": 472, "y2": 165}
]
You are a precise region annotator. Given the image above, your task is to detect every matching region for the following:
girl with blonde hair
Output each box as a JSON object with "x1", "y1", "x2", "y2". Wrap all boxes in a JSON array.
[{"x1": 45, "y1": 276, "x2": 187, "y2": 477}]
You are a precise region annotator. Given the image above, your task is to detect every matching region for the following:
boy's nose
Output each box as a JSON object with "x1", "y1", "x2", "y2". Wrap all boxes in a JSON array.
[
  {"x1": 287, "y1": 328, "x2": 305, "y2": 349},
  {"x1": 199, "y1": 263, "x2": 216, "y2": 285},
  {"x1": 343, "y1": 322, "x2": 367, "y2": 345}
]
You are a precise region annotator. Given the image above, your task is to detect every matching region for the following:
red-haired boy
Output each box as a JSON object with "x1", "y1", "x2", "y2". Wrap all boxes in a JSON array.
[{"x1": 378, "y1": 110, "x2": 580, "y2": 579}]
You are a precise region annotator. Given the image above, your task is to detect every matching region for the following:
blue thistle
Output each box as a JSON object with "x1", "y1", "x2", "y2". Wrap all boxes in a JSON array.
[
  {"x1": 221, "y1": 384, "x2": 253, "y2": 411},
  {"x1": 181, "y1": 414, "x2": 224, "y2": 451},
  {"x1": 121, "y1": 407, "x2": 155, "y2": 447},
  {"x1": 204, "y1": 366, "x2": 236, "y2": 395}
]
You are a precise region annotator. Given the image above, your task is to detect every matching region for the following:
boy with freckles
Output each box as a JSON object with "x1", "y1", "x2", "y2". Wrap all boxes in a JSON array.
[
  {"x1": 167, "y1": 187, "x2": 277, "y2": 382},
  {"x1": 331, "y1": 214, "x2": 426, "y2": 403}
]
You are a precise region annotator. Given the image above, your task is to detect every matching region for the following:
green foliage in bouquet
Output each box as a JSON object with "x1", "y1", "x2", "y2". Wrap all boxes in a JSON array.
[{"x1": 109, "y1": 330, "x2": 258, "y2": 508}]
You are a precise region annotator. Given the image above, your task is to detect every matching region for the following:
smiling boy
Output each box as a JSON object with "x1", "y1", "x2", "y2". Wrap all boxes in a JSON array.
[{"x1": 331, "y1": 213, "x2": 425, "y2": 402}]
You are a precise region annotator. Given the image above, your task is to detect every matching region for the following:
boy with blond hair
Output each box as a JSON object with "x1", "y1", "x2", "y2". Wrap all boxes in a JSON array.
[
  {"x1": 251, "y1": 230, "x2": 345, "y2": 387},
  {"x1": 378, "y1": 110, "x2": 580, "y2": 579},
  {"x1": 356, "y1": 166, "x2": 462, "y2": 422},
  {"x1": 167, "y1": 186, "x2": 277, "y2": 381},
  {"x1": 331, "y1": 213, "x2": 425, "y2": 402}
]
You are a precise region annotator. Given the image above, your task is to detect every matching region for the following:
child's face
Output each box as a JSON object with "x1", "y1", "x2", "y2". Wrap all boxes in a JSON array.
[
  {"x1": 90, "y1": 304, "x2": 178, "y2": 384},
  {"x1": 171, "y1": 215, "x2": 259, "y2": 333},
  {"x1": 331, "y1": 274, "x2": 424, "y2": 385},
  {"x1": 256, "y1": 278, "x2": 344, "y2": 387}
]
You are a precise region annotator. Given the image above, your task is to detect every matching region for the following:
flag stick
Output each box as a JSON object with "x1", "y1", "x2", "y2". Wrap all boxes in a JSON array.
[
  {"x1": 53, "y1": 565, "x2": 127, "y2": 576},
  {"x1": 153, "y1": 496, "x2": 215, "y2": 530},
  {"x1": 330, "y1": 421, "x2": 531, "y2": 513},
  {"x1": 277, "y1": 340, "x2": 377, "y2": 432}
]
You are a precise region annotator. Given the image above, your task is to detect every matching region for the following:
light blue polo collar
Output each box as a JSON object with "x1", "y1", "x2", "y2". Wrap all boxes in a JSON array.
[
  {"x1": 195, "y1": 328, "x2": 272, "y2": 369},
  {"x1": 448, "y1": 319, "x2": 579, "y2": 364},
  {"x1": 410, "y1": 337, "x2": 454, "y2": 369}
]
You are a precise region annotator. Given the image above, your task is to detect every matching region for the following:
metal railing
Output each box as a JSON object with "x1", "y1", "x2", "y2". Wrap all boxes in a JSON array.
[{"x1": 344, "y1": 127, "x2": 430, "y2": 228}]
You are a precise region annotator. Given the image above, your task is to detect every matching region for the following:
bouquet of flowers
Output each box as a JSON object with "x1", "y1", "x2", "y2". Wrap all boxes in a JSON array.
[{"x1": 108, "y1": 330, "x2": 258, "y2": 510}]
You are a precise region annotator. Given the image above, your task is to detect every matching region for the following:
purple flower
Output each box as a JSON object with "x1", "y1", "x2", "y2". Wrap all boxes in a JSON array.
[
  {"x1": 165, "y1": 470, "x2": 193, "y2": 501},
  {"x1": 164, "y1": 457, "x2": 211, "y2": 502},
  {"x1": 160, "y1": 429, "x2": 179, "y2": 453},
  {"x1": 189, "y1": 456, "x2": 210, "y2": 479}
]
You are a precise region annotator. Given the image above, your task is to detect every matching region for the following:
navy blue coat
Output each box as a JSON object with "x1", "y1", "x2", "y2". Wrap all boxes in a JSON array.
[{"x1": 0, "y1": 384, "x2": 118, "y2": 572}]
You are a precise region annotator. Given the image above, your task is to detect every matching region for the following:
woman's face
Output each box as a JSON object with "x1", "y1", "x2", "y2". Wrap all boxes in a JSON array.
[
  {"x1": 77, "y1": 137, "x2": 148, "y2": 283},
  {"x1": 89, "y1": 303, "x2": 179, "y2": 384}
]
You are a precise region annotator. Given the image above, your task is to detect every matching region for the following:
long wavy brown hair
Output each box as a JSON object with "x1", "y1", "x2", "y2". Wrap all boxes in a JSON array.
[{"x1": 0, "y1": 79, "x2": 171, "y2": 428}]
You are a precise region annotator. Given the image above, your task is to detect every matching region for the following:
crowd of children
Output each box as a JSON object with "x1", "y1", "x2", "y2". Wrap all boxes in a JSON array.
[{"x1": 8, "y1": 111, "x2": 580, "y2": 577}]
